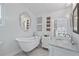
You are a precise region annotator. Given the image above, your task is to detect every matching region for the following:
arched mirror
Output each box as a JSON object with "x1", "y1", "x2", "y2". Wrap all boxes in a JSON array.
[{"x1": 19, "y1": 12, "x2": 31, "y2": 31}]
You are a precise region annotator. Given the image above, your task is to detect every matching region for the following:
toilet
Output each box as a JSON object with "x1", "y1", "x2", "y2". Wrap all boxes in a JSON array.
[{"x1": 16, "y1": 36, "x2": 40, "y2": 52}]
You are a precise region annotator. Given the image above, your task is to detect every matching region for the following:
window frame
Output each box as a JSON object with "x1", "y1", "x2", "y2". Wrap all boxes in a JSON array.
[{"x1": 72, "y1": 3, "x2": 79, "y2": 34}]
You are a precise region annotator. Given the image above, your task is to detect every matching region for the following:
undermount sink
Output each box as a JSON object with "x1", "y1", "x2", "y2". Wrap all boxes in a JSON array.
[{"x1": 56, "y1": 36, "x2": 71, "y2": 40}]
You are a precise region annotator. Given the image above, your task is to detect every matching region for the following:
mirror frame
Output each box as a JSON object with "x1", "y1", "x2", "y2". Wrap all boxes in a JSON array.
[
  {"x1": 19, "y1": 12, "x2": 31, "y2": 31},
  {"x1": 72, "y1": 3, "x2": 79, "y2": 34}
]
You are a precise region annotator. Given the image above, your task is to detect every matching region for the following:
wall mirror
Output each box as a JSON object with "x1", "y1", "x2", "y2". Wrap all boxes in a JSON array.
[
  {"x1": 72, "y1": 3, "x2": 79, "y2": 34},
  {"x1": 19, "y1": 12, "x2": 31, "y2": 31}
]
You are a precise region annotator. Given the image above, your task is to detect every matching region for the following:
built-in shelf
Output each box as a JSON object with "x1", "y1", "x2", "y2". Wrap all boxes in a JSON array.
[{"x1": 46, "y1": 16, "x2": 51, "y2": 31}]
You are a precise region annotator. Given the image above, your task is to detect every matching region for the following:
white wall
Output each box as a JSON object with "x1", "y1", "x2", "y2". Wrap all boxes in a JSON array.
[{"x1": 0, "y1": 3, "x2": 36, "y2": 56}]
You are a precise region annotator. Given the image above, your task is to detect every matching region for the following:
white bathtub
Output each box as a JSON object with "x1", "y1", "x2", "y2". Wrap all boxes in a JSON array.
[{"x1": 16, "y1": 36, "x2": 40, "y2": 52}]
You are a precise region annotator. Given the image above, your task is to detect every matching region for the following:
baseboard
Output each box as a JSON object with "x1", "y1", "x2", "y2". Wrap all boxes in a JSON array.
[{"x1": 5, "y1": 49, "x2": 22, "y2": 56}]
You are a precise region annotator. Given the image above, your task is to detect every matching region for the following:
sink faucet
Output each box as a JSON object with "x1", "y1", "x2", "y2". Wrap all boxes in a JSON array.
[
  {"x1": 33, "y1": 32, "x2": 36, "y2": 36},
  {"x1": 70, "y1": 37, "x2": 75, "y2": 45}
]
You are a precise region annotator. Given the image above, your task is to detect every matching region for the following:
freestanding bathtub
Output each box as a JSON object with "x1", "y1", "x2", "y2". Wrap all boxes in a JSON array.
[{"x1": 16, "y1": 36, "x2": 40, "y2": 52}]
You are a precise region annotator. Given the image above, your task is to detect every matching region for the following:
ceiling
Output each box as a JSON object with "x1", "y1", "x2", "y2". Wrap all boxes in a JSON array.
[{"x1": 24, "y1": 3, "x2": 68, "y2": 16}]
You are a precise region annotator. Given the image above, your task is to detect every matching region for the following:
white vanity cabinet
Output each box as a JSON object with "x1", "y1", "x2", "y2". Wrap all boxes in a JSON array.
[
  {"x1": 48, "y1": 39, "x2": 79, "y2": 56},
  {"x1": 42, "y1": 33, "x2": 51, "y2": 48},
  {"x1": 49, "y1": 45, "x2": 79, "y2": 56}
]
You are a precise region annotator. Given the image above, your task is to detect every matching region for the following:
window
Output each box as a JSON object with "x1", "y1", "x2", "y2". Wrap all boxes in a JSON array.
[{"x1": 55, "y1": 17, "x2": 68, "y2": 37}]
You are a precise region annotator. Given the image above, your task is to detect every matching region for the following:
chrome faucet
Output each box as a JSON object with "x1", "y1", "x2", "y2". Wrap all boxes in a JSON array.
[
  {"x1": 33, "y1": 32, "x2": 36, "y2": 36},
  {"x1": 70, "y1": 37, "x2": 75, "y2": 45}
]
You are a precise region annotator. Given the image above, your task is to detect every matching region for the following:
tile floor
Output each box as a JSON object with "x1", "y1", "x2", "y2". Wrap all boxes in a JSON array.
[{"x1": 15, "y1": 47, "x2": 49, "y2": 56}]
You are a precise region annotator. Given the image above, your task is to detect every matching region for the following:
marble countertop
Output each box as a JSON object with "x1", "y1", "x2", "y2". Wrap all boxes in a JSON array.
[{"x1": 48, "y1": 37, "x2": 79, "y2": 52}]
